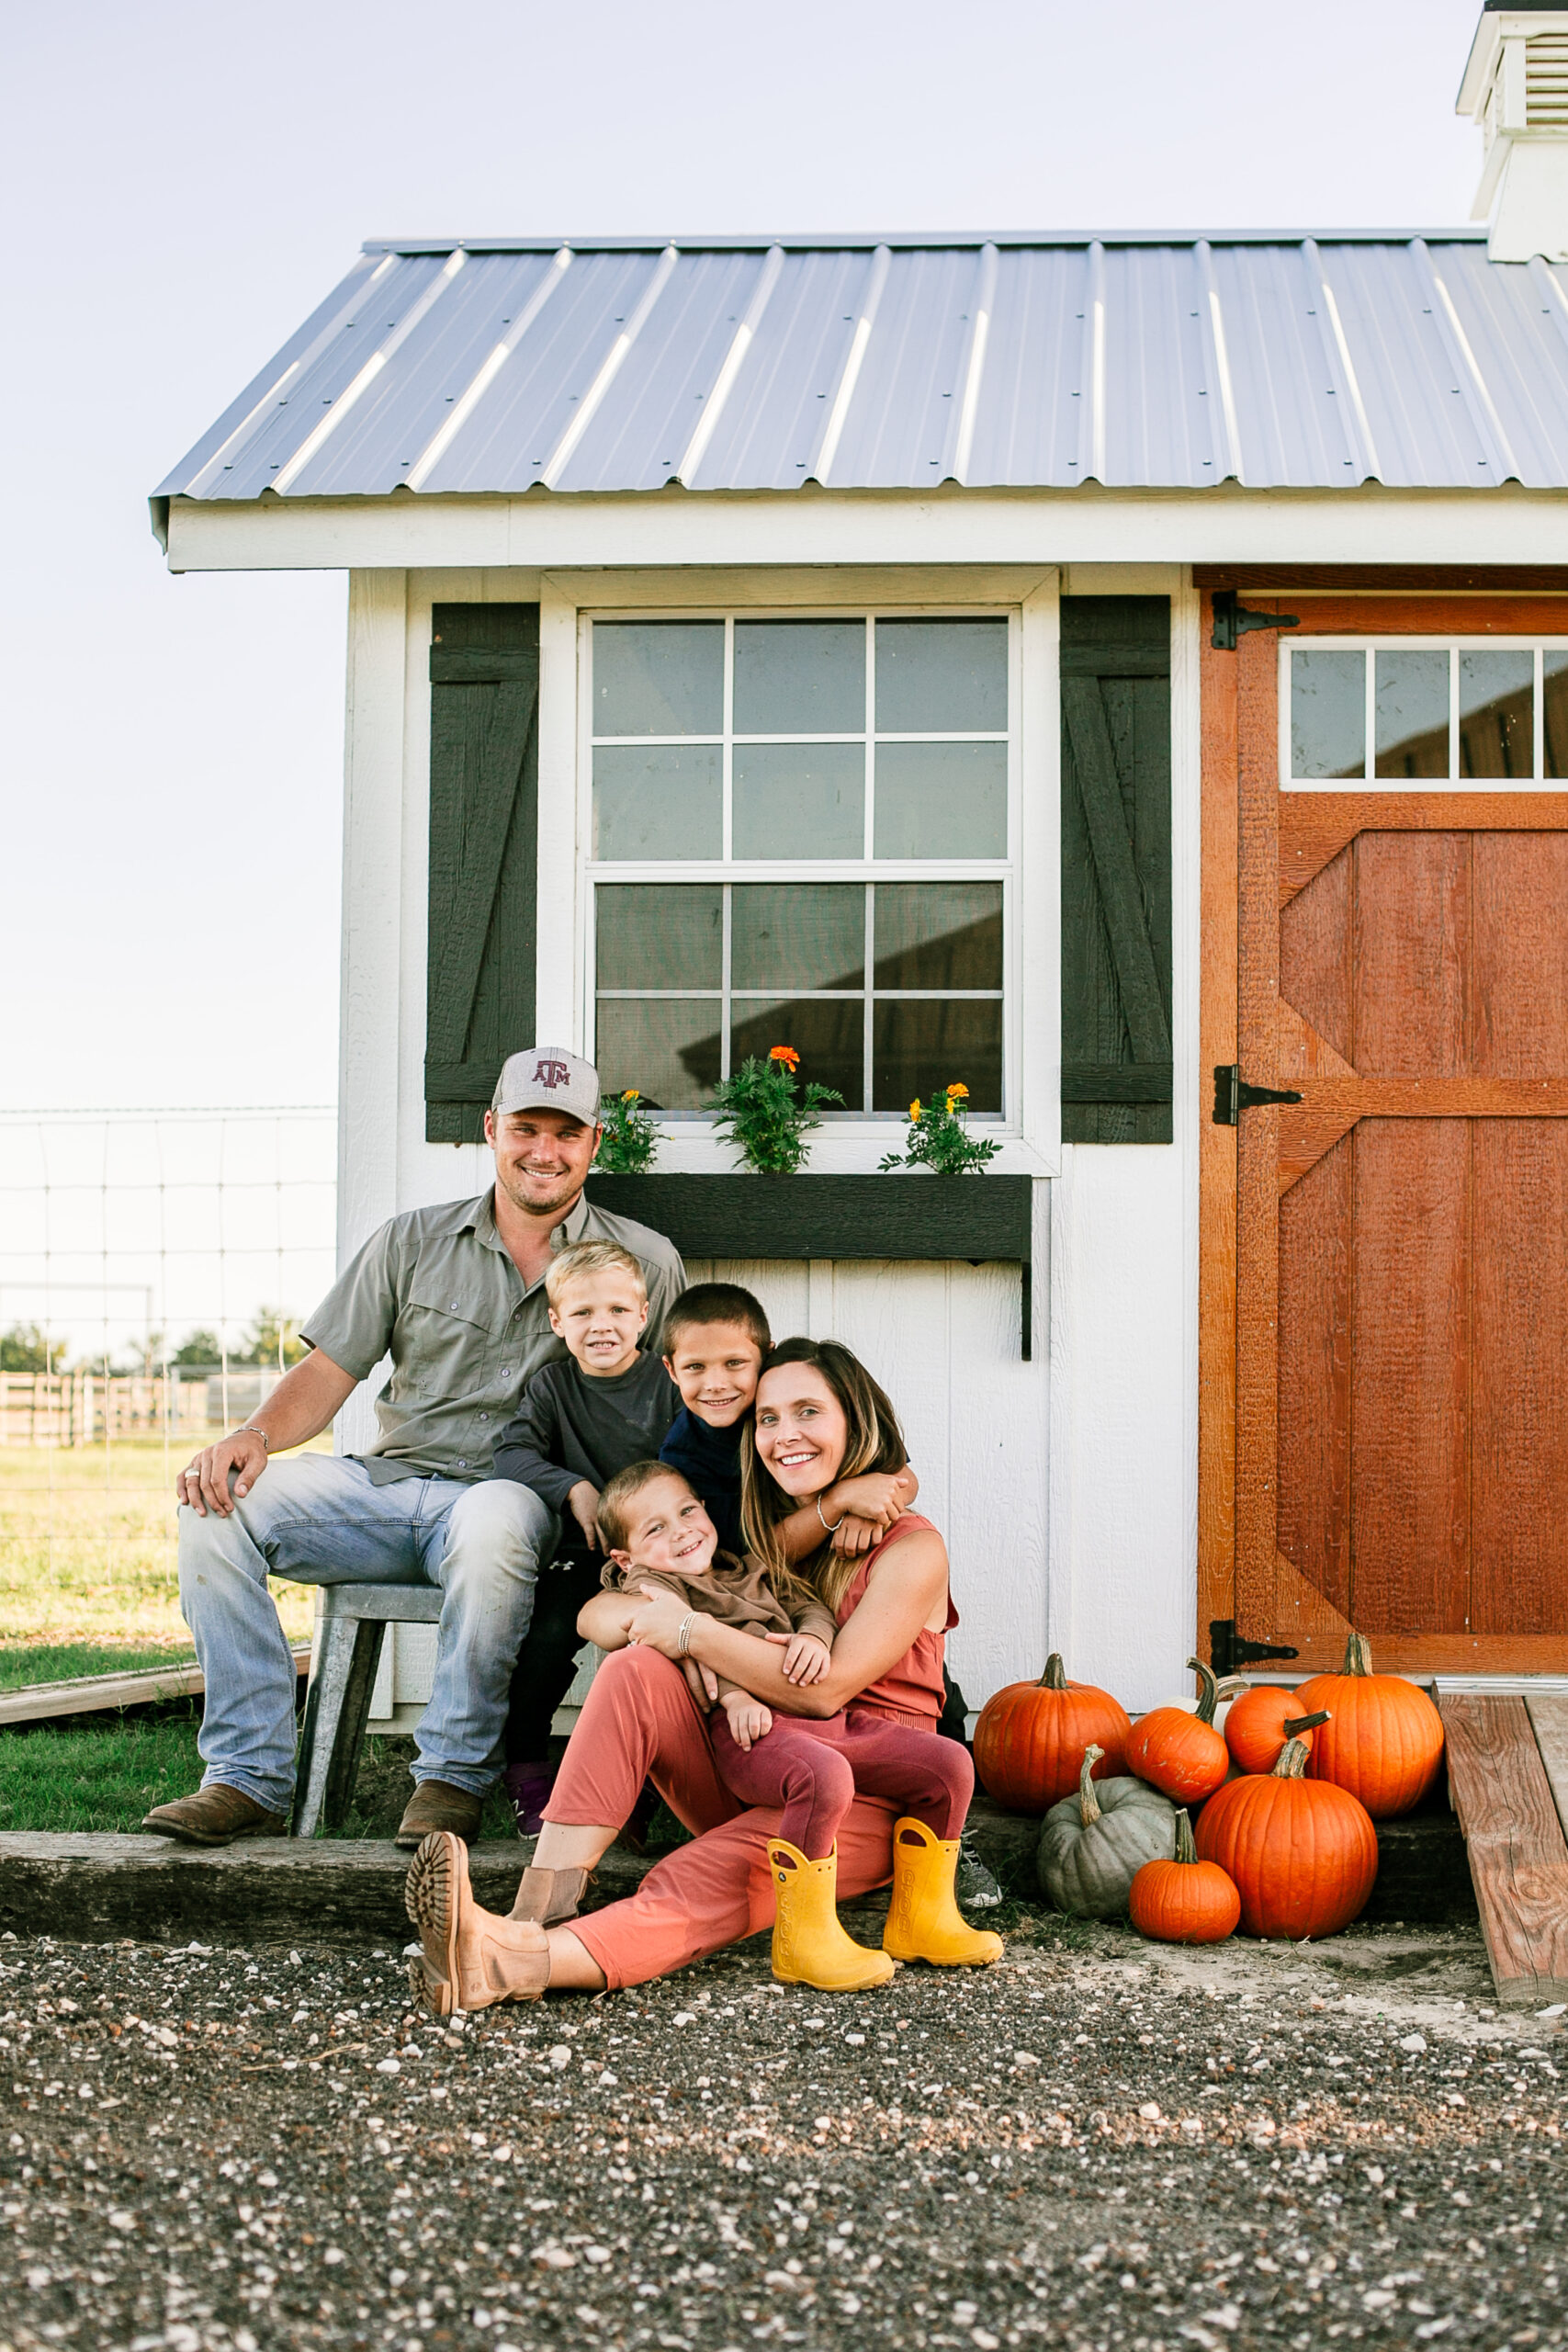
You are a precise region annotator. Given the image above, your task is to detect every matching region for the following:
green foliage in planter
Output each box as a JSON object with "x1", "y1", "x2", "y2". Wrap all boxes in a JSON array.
[
  {"x1": 879, "y1": 1082, "x2": 1002, "y2": 1175},
  {"x1": 708, "y1": 1046, "x2": 842, "y2": 1176},
  {"x1": 595, "y1": 1089, "x2": 661, "y2": 1174}
]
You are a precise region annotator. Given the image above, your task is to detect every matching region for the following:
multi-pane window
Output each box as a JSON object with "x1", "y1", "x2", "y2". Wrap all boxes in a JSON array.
[
  {"x1": 1285, "y1": 641, "x2": 1568, "y2": 785},
  {"x1": 588, "y1": 616, "x2": 1011, "y2": 1115}
]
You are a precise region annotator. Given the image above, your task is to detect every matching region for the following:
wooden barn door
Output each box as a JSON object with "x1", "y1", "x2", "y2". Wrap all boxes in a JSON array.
[{"x1": 1203, "y1": 593, "x2": 1568, "y2": 1677}]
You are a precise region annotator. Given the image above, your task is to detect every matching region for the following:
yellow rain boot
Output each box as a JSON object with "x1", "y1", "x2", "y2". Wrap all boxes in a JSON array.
[
  {"x1": 769, "y1": 1839, "x2": 896, "y2": 1992},
  {"x1": 883, "y1": 1817, "x2": 1005, "y2": 1967}
]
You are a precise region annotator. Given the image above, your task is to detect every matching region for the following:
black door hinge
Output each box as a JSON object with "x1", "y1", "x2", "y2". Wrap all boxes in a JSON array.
[
  {"x1": 1213, "y1": 1065, "x2": 1303, "y2": 1125},
  {"x1": 1210, "y1": 1620, "x2": 1301, "y2": 1678},
  {"x1": 1210, "y1": 588, "x2": 1301, "y2": 651}
]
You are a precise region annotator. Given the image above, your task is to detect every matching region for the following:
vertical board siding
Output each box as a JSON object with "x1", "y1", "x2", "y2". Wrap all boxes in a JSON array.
[
  {"x1": 1060, "y1": 595, "x2": 1173, "y2": 1141},
  {"x1": 687, "y1": 1256, "x2": 1046, "y2": 1710},
  {"x1": 1351, "y1": 1116, "x2": 1471, "y2": 1632},
  {"x1": 1277, "y1": 1135, "x2": 1353, "y2": 1622},
  {"x1": 424, "y1": 603, "x2": 541, "y2": 1142},
  {"x1": 1472, "y1": 1120, "x2": 1568, "y2": 1634}
]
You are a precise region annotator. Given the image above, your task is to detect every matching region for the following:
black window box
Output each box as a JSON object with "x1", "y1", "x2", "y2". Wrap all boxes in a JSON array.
[{"x1": 582, "y1": 1172, "x2": 1036, "y2": 1357}]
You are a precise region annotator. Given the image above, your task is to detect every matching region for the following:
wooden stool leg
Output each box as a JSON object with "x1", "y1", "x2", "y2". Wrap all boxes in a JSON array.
[
  {"x1": 293, "y1": 1612, "x2": 381, "y2": 1839},
  {"x1": 321, "y1": 1620, "x2": 388, "y2": 1832}
]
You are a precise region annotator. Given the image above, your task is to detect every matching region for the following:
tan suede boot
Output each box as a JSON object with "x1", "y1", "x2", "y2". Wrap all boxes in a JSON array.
[
  {"x1": 511, "y1": 1865, "x2": 593, "y2": 1927},
  {"x1": 403, "y1": 1831, "x2": 548, "y2": 2018}
]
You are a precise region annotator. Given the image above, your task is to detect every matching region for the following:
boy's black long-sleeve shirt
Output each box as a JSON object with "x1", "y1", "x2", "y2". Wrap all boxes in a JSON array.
[
  {"x1": 491, "y1": 1351, "x2": 679, "y2": 1559},
  {"x1": 659, "y1": 1406, "x2": 745, "y2": 1556}
]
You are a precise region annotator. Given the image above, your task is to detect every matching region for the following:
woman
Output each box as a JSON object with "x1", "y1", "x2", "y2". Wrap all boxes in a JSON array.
[{"x1": 403, "y1": 1339, "x2": 1000, "y2": 2012}]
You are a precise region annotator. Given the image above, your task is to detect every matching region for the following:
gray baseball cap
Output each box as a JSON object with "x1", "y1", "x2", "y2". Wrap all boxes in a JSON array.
[{"x1": 491, "y1": 1046, "x2": 602, "y2": 1127}]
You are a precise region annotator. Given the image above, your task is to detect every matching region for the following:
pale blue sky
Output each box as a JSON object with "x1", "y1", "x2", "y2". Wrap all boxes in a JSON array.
[{"x1": 3, "y1": 0, "x2": 1485, "y2": 1114}]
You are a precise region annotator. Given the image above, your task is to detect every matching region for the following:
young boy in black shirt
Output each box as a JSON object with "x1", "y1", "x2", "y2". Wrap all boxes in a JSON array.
[
  {"x1": 492, "y1": 1239, "x2": 677, "y2": 1832},
  {"x1": 657, "y1": 1283, "x2": 773, "y2": 1555}
]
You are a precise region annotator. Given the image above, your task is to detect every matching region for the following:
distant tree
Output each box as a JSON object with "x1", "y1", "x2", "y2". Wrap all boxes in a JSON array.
[
  {"x1": 0, "y1": 1323, "x2": 67, "y2": 1374},
  {"x1": 111, "y1": 1329, "x2": 166, "y2": 1377},
  {"x1": 237, "y1": 1308, "x2": 308, "y2": 1370},
  {"x1": 170, "y1": 1329, "x2": 223, "y2": 1367}
]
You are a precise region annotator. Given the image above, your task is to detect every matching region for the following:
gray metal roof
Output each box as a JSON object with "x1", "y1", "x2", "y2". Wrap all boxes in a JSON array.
[{"x1": 153, "y1": 232, "x2": 1568, "y2": 516}]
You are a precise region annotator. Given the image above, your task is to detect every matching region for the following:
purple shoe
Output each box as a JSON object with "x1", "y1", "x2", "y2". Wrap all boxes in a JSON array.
[{"x1": 502, "y1": 1758, "x2": 556, "y2": 1840}]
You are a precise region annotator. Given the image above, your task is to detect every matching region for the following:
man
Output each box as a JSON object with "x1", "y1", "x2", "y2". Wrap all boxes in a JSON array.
[{"x1": 145, "y1": 1048, "x2": 684, "y2": 1850}]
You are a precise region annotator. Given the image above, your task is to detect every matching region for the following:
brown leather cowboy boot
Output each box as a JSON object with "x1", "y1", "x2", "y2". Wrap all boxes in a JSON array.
[
  {"x1": 395, "y1": 1781, "x2": 483, "y2": 1849},
  {"x1": 403, "y1": 1832, "x2": 548, "y2": 2018},
  {"x1": 511, "y1": 1864, "x2": 593, "y2": 1927},
  {"x1": 141, "y1": 1786, "x2": 288, "y2": 1846}
]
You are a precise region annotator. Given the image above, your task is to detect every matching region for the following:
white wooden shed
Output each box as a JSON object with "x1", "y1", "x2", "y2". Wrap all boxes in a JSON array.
[{"x1": 152, "y1": 5, "x2": 1568, "y2": 1719}]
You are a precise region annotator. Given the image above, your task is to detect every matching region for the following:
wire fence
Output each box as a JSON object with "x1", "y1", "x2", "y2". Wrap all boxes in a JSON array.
[{"x1": 0, "y1": 1107, "x2": 336, "y2": 1666}]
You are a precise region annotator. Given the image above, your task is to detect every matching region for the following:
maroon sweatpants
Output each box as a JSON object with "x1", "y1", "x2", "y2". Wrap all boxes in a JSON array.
[{"x1": 709, "y1": 1702, "x2": 973, "y2": 1860}]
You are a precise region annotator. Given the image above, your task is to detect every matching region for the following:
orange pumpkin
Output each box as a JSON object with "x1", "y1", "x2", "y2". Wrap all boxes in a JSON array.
[
  {"x1": 974, "y1": 1654, "x2": 1131, "y2": 1814},
  {"x1": 1194, "y1": 1735, "x2": 1378, "y2": 1939},
  {"x1": 1122, "y1": 1658, "x2": 1230, "y2": 1804},
  {"x1": 1129, "y1": 1808, "x2": 1240, "y2": 1945},
  {"x1": 1294, "y1": 1634, "x2": 1445, "y2": 1819},
  {"x1": 1224, "y1": 1687, "x2": 1330, "y2": 1777}
]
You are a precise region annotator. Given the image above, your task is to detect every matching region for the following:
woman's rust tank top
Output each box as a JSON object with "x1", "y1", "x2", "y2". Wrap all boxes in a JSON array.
[{"x1": 834, "y1": 1512, "x2": 956, "y2": 1728}]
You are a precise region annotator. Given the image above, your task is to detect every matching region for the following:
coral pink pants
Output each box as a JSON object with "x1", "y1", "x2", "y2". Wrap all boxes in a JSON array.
[{"x1": 545, "y1": 1646, "x2": 923, "y2": 1988}]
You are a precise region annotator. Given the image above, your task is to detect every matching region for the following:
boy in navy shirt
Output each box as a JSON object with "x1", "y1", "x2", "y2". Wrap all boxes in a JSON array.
[{"x1": 657, "y1": 1283, "x2": 771, "y2": 1555}]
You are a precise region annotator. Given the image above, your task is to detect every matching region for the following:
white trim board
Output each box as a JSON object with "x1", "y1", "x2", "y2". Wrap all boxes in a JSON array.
[{"x1": 165, "y1": 491, "x2": 1568, "y2": 576}]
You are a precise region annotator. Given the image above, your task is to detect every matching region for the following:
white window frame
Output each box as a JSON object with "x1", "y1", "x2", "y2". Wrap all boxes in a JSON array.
[
  {"x1": 1280, "y1": 635, "x2": 1568, "y2": 790},
  {"x1": 542, "y1": 570, "x2": 1058, "y2": 1175}
]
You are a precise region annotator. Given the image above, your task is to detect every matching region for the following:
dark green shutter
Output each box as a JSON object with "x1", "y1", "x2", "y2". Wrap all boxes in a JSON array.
[
  {"x1": 1060, "y1": 595, "x2": 1173, "y2": 1143},
  {"x1": 423, "y1": 604, "x2": 541, "y2": 1144}
]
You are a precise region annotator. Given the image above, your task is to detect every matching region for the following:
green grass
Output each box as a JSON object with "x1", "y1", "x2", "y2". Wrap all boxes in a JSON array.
[
  {"x1": 0, "y1": 1717, "x2": 521, "y2": 1841},
  {"x1": 0, "y1": 1705, "x2": 210, "y2": 1834},
  {"x1": 0, "y1": 1436, "x2": 320, "y2": 1666}
]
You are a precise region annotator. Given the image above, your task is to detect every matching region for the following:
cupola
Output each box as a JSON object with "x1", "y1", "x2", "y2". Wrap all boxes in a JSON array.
[{"x1": 1458, "y1": 3, "x2": 1568, "y2": 260}]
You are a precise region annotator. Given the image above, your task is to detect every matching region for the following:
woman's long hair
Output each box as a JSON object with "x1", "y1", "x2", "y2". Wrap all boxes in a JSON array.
[{"x1": 740, "y1": 1337, "x2": 908, "y2": 1618}]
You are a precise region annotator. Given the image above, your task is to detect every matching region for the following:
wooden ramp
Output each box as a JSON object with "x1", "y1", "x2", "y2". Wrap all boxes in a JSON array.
[
  {"x1": 1440, "y1": 1693, "x2": 1568, "y2": 2009},
  {"x1": 0, "y1": 1648, "x2": 312, "y2": 1729}
]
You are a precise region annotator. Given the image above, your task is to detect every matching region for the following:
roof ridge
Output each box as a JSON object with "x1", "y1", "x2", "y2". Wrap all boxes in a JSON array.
[{"x1": 361, "y1": 228, "x2": 1492, "y2": 255}]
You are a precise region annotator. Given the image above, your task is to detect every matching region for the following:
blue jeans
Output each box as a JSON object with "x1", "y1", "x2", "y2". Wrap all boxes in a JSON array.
[{"x1": 177, "y1": 1454, "x2": 556, "y2": 1815}]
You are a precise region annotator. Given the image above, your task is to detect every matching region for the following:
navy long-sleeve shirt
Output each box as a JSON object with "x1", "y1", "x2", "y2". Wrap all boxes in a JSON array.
[{"x1": 659, "y1": 1406, "x2": 746, "y2": 1557}]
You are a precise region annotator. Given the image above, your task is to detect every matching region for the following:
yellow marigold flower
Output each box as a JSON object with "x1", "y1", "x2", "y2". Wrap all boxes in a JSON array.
[
  {"x1": 769, "y1": 1045, "x2": 800, "y2": 1070},
  {"x1": 908, "y1": 1099, "x2": 922, "y2": 1122},
  {"x1": 621, "y1": 1089, "x2": 640, "y2": 1102},
  {"x1": 946, "y1": 1081, "x2": 969, "y2": 1101}
]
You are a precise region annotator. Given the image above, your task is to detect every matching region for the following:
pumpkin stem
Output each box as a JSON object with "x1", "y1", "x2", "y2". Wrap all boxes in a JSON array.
[
  {"x1": 1173, "y1": 1807, "x2": 1198, "y2": 1866},
  {"x1": 1186, "y1": 1655, "x2": 1221, "y2": 1726},
  {"x1": 1077, "y1": 1743, "x2": 1105, "y2": 1826},
  {"x1": 1342, "y1": 1632, "x2": 1376, "y2": 1678},
  {"x1": 1271, "y1": 1734, "x2": 1315, "y2": 1780},
  {"x1": 1040, "y1": 1654, "x2": 1068, "y2": 1691},
  {"x1": 1283, "y1": 1710, "x2": 1330, "y2": 1736}
]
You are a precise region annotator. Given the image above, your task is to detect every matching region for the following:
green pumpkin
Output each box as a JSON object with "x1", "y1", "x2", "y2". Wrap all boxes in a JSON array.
[{"x1": 1037, "y1": 1742, "x2": 1178, "y2": 1918}]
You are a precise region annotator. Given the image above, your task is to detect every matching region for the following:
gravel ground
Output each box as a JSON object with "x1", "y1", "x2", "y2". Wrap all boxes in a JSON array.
[{"x1": 1, "y1": 1903, "x2": 1563, "y2": 2352}]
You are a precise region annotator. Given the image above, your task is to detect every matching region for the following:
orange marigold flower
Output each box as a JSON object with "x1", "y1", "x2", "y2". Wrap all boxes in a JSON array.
[
  {"x1": 769, "y1": 1046, "x2": 801, "y2": 1069},
  {"x1": 945, "y1": 1081, "x2": 969, "y2": 1100},
  {"x1": 621, "y1": 1088, "x2": 640, "y2": 1102},
  {"x1": 908, "y1": 1099, "x2": 922, "y2": 1123}
]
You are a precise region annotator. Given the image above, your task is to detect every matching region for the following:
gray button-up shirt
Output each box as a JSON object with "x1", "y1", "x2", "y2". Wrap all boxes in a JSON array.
[{"x1": 302, "y1": 1189, "x2": 685, "y2": 1484}]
